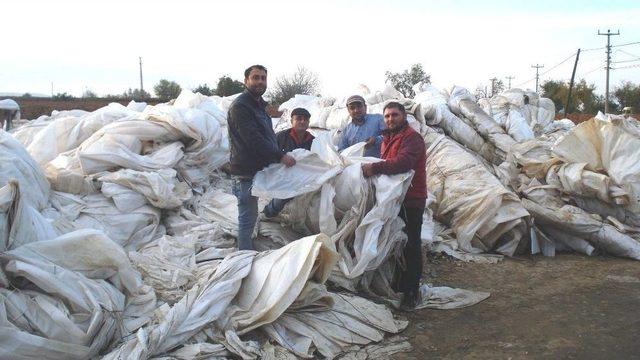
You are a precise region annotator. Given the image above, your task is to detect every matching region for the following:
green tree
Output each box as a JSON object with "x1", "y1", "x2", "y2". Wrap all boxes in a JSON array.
[
  {"x1": 52, "y1": 92, "x2": 74, "y2": 100},
  {"x1": 214, "y1": 76, "x2": 244, "y2": 96},
  {"x1": 22, "y1": 93, "x2": 32, "y2": 98},
  {"x1": 613, "y1": 81, "x2": 640, "y2": 111},
  {"x1": 154, "y1": 79, "x2": 182, "y2": 101},
  {"x1": 82, "y1": 89, "x2": 98, "y2": 98},
  {"x1": 541, "y1": 79, "x2": 606, "y2": 114},
  {"x1": 123, "y1": 88, "x2": 151, "y2": 100},
  {"x1": 193, "y1": 84, "x2": 214, "y2": 96},
  {"x1": 385, "y1": 63, "x2": 431, "y2": 98},
  {"x1": 541, "y1": 80, "x2": 569, "y2": 112},
  {"x1": 268, "y1": 67, "x2": 320, "y2": 106}
]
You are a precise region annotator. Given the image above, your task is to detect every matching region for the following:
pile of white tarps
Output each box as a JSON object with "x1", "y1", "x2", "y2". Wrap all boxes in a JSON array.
[
  {"x1": 15, "y1": 78, "x2": 640, "y2": 357},
  {"x1": 4, "y1": 89, "x2": 467, "y2": 359},
  {"x1": 511, "y1": 116, "x2": 640, "y2": 260}
]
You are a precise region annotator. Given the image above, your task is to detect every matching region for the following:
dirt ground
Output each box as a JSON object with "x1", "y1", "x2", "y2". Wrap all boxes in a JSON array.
[{"x1": 394, "y1": 253, "x2": 640, "y2": 359}]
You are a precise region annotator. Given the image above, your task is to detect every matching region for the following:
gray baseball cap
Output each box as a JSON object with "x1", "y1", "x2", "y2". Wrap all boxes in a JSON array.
[{"x1": 346, "y1": 95, "x2": 366, "y2": 106}]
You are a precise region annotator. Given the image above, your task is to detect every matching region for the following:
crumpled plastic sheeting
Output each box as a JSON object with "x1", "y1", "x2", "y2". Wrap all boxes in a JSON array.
[
  {"x1": 164, "y1": 207, "x2": 235, "y2": 250},
  {"x1": 276, "y1": 94, "x2": 336, "y2": 129},
  {"x1": 447, "y1": 86, "x2": 516, "y2": 161},
  {"x1": 0, "y1": 131, "x2": 50, "y2": 210},
  {"x1": 48, "y1": 190, "x2": 163, "y2": 251},
  {"x1": 552, "y1": 118, "x2": 640, "y2": 212},
  {"x1": 425, "y1": 133, "x2": 529, "y2": 255},
  {"x1": 99, "y1": 168, "x2": 192, "y2": 209},
  {"x1": 484, "y1": 94, "x2": 535, "y2": 142},
  {"x1": 43, "y1": 91, "x2": 229, "y2": 194},
  {"x1": 414, "y1": 85, "x2": 499, "y2": 164},
  {"x1": 254, "y1": 139, "x2": 412, "y2": 288},
  {"x1": 103, "y1": 234, "x2": 339, "y2": 359},
  {"x1": 129, "y1": 235, "x2": 197, "y2": 304},
  {"x1": 252, "y1": 148, "x2": 343, "y2": 199},
  {"x1": 0, "y1": 229, "x2": 157, "y2": 360},
  {"x1": 0, "y1": 182, "x2": 58, "y2": 252},
  {"x1": 416, "y1": 284, "x2": 491, "y2": 310},
  {"x1": 24, "y1": 103, "x2": 141, "y2": 166},
  {"x1": 421, "y1": 203, "x2": 504, "y2": 264},
  {"x1": 263, "y1": 292, "x2": 406, "y2": 358},
  {"x1": 522, "y1": 198, "x2": 640, "y2": 260}
]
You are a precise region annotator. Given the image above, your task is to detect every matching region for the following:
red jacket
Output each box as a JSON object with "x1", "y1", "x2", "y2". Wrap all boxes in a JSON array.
[{"x1": 370, "y1": 123, "x2": 427, "y2": 208}]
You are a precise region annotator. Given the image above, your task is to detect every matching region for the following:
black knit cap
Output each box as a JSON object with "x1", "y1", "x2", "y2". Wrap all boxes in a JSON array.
[{"x1": 291, "y1": 107, "x2": 311, "y2": 119}]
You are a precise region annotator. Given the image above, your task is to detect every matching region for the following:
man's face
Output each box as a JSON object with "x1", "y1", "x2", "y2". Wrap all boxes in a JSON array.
[
  {"x1": 383, "y1": 107, "x2": 406, "y2": 131},
  {"x1": 347, "y1": 101, "x2": 366, "y2": 121},
  {"x1": 244, "y1": 68, "x2": 267, "y2": 96},
  {"x1": 291, "y1": 115, "x2": 310, "y2": 132}
]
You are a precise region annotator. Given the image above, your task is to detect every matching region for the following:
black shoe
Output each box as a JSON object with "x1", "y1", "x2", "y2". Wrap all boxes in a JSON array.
[{"x1": 400, "y1": 291, "x2": 420, "y2": 311}]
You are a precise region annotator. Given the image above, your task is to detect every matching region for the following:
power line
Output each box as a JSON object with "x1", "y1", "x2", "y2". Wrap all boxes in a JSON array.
[
  {"x1": 611, "y1": 58, "x2": 640, "y2": 64},
  {"x1": 578, "y1": 40, "x2": 638, "y2": 53},
  {"x1": 514, "y1": 51, "x2": 576, "y2": 87},
  {"x1": 537, "y1": 52, "x2": 577, "y2": 77},
  {"x1": 612, "y1": 41, "x2": 640, "y2": 48},
  {"x1": 576, "y1": 62, "x2": 606, "y2": 78},
  {"x1": 582, "y1": 45, "x2": 607, "y2": 52},
  {"x1": 612, "y1": 64, "x2": 640, "y2": 70},
  {"x1": 615, "y1": 49, "x2": 640, "y2": 60}
]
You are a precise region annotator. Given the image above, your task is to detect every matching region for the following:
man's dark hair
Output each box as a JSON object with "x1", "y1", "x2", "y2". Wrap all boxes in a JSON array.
[
  {"x1": 291, "y1": 107, "x2": 311, "y2": 120},
  {"x1": 383, "y1": 101, "x2": 406, "y2": 115},
  {"x1": 244, "y1": 65, "x2": 268, "y2": 79}
]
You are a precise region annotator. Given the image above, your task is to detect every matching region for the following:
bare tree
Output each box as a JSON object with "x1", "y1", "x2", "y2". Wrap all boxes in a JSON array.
[{"x1": 268, "y1": 66, "x2": 320, "y2": 105}]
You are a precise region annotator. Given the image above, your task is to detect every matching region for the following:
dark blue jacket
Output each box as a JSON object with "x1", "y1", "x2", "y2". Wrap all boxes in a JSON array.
[{"x1": 227, "y1": 90, "x2": 283, "y2": 176}]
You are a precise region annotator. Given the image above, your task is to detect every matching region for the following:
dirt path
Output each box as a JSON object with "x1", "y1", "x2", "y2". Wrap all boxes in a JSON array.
[{"x1": 394, "y1": 254, "x2": 640, "y2": 359}]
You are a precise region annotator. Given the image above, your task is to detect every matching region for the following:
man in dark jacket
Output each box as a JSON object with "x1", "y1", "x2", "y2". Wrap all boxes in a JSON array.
[
  {"x1": 361, "y1": 101, "x2": 427, "y2": 310},
  {"x1": 227, "y1": 64, "x2": 296, "y2": 250},
  {"x1": 262, "y1": 107, "x2": 315, "y2": 218},
  {"x1": 275, "y1": 107, "x2": 315, "y2": 152}
]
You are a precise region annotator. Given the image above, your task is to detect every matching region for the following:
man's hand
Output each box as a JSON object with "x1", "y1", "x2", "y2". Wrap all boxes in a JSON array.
[
  {"x1": 280, "y1": 154, "x2": 296, "y2": 167},
  {"x1": 364, "y1": 136, "x2": 376, "y2": 149},
  {"x1": 361, "y1": 163, "x2": 375, "y2": 177}
]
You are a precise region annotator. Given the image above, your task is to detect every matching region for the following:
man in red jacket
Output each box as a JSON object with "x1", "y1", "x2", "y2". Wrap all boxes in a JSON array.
[{"x1": 361, "y1": 101, "x2": 427, "y2": 310}]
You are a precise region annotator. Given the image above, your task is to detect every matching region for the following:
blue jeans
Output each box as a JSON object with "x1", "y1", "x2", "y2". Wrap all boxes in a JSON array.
[
  {"x1": 263, "y1": 198, "x2": 292, "y2": 218},
  {"x1": 232, "y1": 178, "x2": 258, "y2": 250}
]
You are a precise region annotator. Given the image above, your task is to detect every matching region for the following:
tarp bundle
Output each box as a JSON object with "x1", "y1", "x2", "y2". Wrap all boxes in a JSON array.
[
  {"x1": 512, "y1": 116, "x2": 640, "y2": 259},
  {"x1": 0, "y1": 229, "x2": 157, "y2": 360},
  {"x1": 103, "y1": 234, "x2": 407, "y2": 359},
  {"x1": 2, "y1": 89, "x2": 434, "y2": 359},
  {"x1": 252, "y1": 139, "x2": 413, "y2": 301}
]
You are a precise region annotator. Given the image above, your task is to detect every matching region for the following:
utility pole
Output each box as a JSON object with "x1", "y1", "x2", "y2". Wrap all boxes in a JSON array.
[
  {"x1": 565, "y1": 49, "x2": 581, "y2": 115},
  {"x1": 506, "y1": 76, "x2": 514, "y2": 90},
  {"x1": 490, "y1": 77, "x2": 498, "y2": 96},
  {"x1": 531, "y1": 64, "x2": 544, "y2": 93},
  {"x1": 139, "y1": 57, "x2": 144, "y2": 95},
  {"x1": 598, "y1": 29, "x2": 620, "y2": 114}
]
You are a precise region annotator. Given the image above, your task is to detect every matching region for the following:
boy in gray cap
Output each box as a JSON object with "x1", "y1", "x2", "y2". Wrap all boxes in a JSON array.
[{"x1": 337, "y1": 95, "x2": 385, "y2": 157}]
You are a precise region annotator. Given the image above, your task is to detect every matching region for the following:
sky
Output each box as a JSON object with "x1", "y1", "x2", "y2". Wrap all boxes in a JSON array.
[{"x1": 1, "y1": 0, "x2": 639, "y2": 99}]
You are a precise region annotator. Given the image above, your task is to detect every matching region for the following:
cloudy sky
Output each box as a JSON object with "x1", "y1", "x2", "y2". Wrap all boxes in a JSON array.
[{"x1": 1, "y1": 0, "x2": 639, "y2": 98}]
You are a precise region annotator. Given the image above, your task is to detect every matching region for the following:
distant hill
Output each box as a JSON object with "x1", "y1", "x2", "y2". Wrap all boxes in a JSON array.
[{"x1": 0, "y1": 92, "x2": 49, "y2": 98}]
